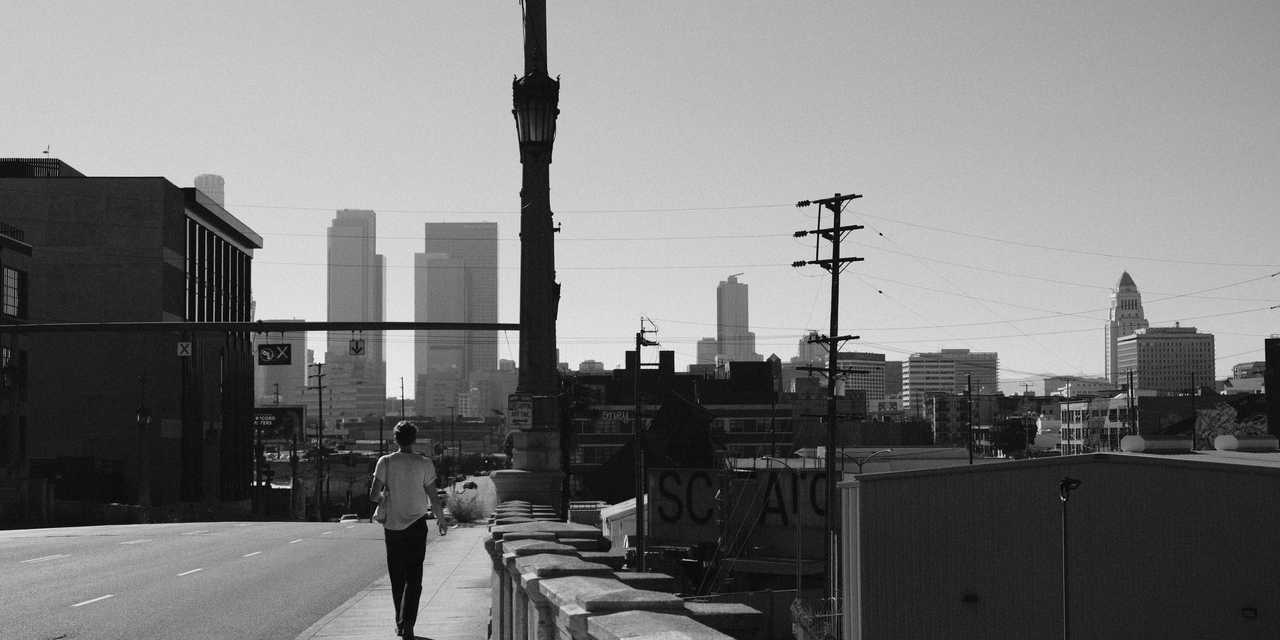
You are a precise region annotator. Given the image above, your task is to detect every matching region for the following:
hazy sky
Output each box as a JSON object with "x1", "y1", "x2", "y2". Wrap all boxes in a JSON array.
[{"x1": 7, "y1": 1, "x2": 1279, "y2": 395}]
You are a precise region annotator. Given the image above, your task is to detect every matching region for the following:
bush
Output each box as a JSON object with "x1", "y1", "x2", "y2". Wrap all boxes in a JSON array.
[{"x1": 446, "y1": 491, "x2": 486, "y2": 524}]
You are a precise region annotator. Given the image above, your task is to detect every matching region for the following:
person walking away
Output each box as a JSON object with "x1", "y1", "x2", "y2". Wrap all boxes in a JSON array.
[{"x1": 369, "y1": 421, "x2": 447, "y2": 639}]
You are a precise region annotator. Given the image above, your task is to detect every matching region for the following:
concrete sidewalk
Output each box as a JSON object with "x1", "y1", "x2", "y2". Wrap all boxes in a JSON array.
[{"x1": 294, "y1": 523, "x2": 493, "y2": 640}]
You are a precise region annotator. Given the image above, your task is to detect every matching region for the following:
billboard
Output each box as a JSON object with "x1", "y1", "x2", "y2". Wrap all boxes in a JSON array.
[
  {"x1": 648, "y1": 467, "x2": 831, "y2": 556},
  {"x1": 253, "y1": 406, "x2": 305, "y2": 440}
]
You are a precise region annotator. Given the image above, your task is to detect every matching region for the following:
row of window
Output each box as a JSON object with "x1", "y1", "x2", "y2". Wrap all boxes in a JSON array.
[{"x1": 185, "y1": 218, "x2": 251, "y2": 322}]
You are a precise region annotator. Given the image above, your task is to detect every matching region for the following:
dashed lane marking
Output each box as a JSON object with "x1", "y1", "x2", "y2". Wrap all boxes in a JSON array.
[
  {"x1": 177, "y1": 568, "x2": 204, "y2": 577},
  {"x1": 289, "y1": 539, "x2": 302, "y2": 544},
  {"x1": 120, "y1": 539, "x2": 152, "y2": 545},
  {"x1": 71, "y1": 594, "x2": 114, "y2": 607},
  {"x1": 180, "y1": 530, "x2": 210, "y2": 536},
  {"x1": 21, "y1": 554, "x2": 70, "y2": 564},
  {"x1": 242, "y1": 551, "x2": 262, "y2": 557},
  {"x1": 321, "y1": 531, "x2": 332, "y2": 535}
]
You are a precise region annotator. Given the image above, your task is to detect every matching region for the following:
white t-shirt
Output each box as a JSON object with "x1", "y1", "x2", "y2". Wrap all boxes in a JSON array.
[{"x1": 373, "y1": 451, "x2": 437, "y2": 531}]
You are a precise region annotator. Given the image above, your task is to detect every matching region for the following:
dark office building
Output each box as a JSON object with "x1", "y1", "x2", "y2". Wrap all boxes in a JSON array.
[
  {"x1": 0, "y1": 158, "x2": 262, "y2": 512},
  {"x1": 0, "y1": 220, "x2": 32, "y2": 521}
]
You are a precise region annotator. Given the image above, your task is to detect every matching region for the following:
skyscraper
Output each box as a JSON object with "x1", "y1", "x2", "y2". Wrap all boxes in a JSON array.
[
  {"x1": 325, "y1": 210, "x2": 385, "y2": 421},
  {"x1": 415, "y1": 222, "x2": 498, "y2": 417},
  {"x1": 716, "y1": 274, "x2": 758, "y2": 362},
  {"x1": 1106, "y1": 271, "x2": 1149, "y2": 384}
]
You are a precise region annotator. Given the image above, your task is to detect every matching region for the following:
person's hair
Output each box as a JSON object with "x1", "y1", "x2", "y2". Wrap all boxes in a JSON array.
[{"x1": 393, "y1": 421, "x2": 417, "y2": 447}]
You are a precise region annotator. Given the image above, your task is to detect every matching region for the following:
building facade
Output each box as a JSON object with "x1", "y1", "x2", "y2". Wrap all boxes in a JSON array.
[
  {"x1": 836, "y1": 351, "x2": 886, "y2": 417},
  {"x1": 0, "y1": 158, "x2": 261, "y2": 508},
  {"x1": 902, "y1": 349, "x2": 998, "y2": 417},
  {"x1": 0, "y1": 220, "x2": 31, "y2": 502},
  {"x1": 1114, "y1": 326, "x2": 1215, "y2": 395},
  {"x1": 325, "y1": 210, "x2": 386, "y2": 421},
  {"x1": 1105, "y1": 271, "x2": 1149, "y2": 384},
  {"x1": 414, "y1": 222, "x2": 498, "y2": 418}
]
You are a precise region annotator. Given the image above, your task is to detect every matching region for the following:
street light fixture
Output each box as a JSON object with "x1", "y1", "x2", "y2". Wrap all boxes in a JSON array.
[{"x1": 512, "y1": 73, "x2": 560, "y2": 151}]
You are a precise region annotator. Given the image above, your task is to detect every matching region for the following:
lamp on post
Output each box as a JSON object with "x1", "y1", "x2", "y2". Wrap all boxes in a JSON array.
[
  {"x1": 512, "y1": 72, "x2": 560, "y2": 157},
  {"x1": 1059, "y1": 476, "x2": 1082, "y2": 640},
  {"x1": 838, "y1": 448, "x2": 893, "y2": 475}
]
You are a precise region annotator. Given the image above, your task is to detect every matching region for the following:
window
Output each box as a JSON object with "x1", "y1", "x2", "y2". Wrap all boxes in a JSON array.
[{"x1": 2, "y1": 266, "x2": 26, "y2": 318}]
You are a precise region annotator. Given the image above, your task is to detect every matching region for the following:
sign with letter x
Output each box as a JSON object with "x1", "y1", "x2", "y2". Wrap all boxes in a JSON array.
[{"x1": 257, "y1": 343, "x2": 293, "y2": 366}]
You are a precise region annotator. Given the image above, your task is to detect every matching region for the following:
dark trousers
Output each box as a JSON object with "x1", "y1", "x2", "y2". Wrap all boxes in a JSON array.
[{"x1": 384, "y1": 516, "x2": 428, "y2": 635}]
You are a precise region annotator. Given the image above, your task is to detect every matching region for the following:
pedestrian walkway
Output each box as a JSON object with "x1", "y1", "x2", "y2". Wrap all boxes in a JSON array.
[{"x1": 294, "y1": 523, "x2": 492, "y2": 640}]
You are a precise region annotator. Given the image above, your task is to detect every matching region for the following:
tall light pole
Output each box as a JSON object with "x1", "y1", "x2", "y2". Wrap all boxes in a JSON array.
[
  {"x1": 1059, "y1": 477, "x2": 1082, "y2": 640},
  {"x1": 513, "y1": 0, "x2": 560, "y2": 407},
  {"x1": 493, "y1": 0, "x2": 566, "y2": 511}
]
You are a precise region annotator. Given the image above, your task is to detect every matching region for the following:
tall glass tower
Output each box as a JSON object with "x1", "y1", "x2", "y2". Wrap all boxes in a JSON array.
[{"x1": 325, "y1": 209, "x2": 386, "y2": 420}]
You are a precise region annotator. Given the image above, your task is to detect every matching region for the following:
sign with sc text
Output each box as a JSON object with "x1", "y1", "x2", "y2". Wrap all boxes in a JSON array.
[{"x1": 257, "y1": 343, "x2": 292, "y2": 365}]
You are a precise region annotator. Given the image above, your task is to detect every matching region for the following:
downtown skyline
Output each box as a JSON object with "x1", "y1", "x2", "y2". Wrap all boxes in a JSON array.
[{"x1": 5, "y1": 2, "x2": 1278, "y2": 395}]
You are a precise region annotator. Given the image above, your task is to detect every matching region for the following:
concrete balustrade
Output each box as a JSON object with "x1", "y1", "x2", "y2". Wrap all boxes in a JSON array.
[{"x1": 487, "y1": 502, "x2": 762, "y2": 640}]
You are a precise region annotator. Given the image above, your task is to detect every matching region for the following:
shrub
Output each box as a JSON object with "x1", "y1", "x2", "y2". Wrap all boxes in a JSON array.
[{"x1": 446, "y1": 491, "x2": 487, "y2": 523}]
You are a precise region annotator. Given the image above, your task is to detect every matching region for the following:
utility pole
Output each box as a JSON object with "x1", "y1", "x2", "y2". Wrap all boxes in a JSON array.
[
  {"x1": 967, "y1": 374, "x2": 974, "y2": 464},
  {"x1": 632, "y1": 318, "x2": 659, "y2": 571},
  {"x1": 793, "y1": 192, "x2": 863, "y2": 614},
  {"x1": 307, "y1": 362, "x2": 326, "y2": 521},
  {"x1": 400, "y1": 377, "x2": 406, "y2": 419}
]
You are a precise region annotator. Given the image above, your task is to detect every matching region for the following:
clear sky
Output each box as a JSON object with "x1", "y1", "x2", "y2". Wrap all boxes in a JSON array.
[{"x1": 6, "y1": 1, "x2": 1279, "y2": 395}]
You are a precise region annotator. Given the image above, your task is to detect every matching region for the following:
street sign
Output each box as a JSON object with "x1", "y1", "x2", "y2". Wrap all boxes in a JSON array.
[
  {"x1": 349, "y1": 339, "x2": 365, "y2": 356},
  {"x1": 508, "y1": 393, "x2": 533, "y2": 430},
  {"x1": 257, "y1": 343, "x2": 292, "y2": 365},
  {"x1": 177, "y1": 341, "x2": 192, "y2": 357}
]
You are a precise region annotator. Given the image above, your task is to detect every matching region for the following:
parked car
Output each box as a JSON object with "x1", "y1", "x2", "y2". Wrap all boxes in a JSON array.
[{"x1": 338, "y1": 513, "x2": 361, "y2": 523}]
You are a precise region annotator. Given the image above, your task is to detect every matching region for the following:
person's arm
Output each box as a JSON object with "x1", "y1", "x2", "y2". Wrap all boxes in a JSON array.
[
  {"x1": 424, "y1": 463, "x2": 447, "y2": 535},
  {"x1": 369, "y1": 457, "x2": 386, "y2": 506}
]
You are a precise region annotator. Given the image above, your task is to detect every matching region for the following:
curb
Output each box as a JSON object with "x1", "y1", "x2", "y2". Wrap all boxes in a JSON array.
[{"x1": 292, "y1": 575, "x2": 389, "y2": 640}]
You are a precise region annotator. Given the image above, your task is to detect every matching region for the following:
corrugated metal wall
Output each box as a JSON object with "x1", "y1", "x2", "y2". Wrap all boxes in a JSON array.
[{"x1": 843, "y1": 454, "x2": 1280, "y2": 639}]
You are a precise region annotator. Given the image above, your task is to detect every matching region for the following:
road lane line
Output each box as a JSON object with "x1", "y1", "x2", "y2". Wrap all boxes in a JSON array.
[
  {"x1": 242, "y1": 551, "x2": 262, "y2": 557},
  {"x1": 120, "y1": 539, "x2": 152, "y2": 545},
  {"x1": 21, "y1": 554, "x2": 70, "y2": 564},
  {"x1": 177, "y1": 568, "x2": 204, "y2": 576},
  {"x1": 71, "y1": 594, "x2": 114, "y2": 607},
  {"x1": 289, "y1": 539, "x2": 302, "y2": 544},
  {"x1": 321, "y1": 531, "x2": 332, "y2": 535},
  {"x1": 180, "y1": 530, "x2": 210, "y2": 536}
]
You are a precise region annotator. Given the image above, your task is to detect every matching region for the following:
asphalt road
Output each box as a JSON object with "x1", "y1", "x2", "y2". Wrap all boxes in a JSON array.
[{"x1": 0, "y1": 520, "x2": 389, "y2": 640}]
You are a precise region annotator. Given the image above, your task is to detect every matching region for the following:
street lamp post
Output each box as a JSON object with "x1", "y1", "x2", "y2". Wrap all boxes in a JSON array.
[
  {"x1": 1059, "y1": 476, "x2": 1082, "y2": 640},
  {"x1": 491, "y1": 0, "x2": 566, "y2": 512},
  {"x1": 838, "y1": 448, "x2": 893, "y2": 475}
]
